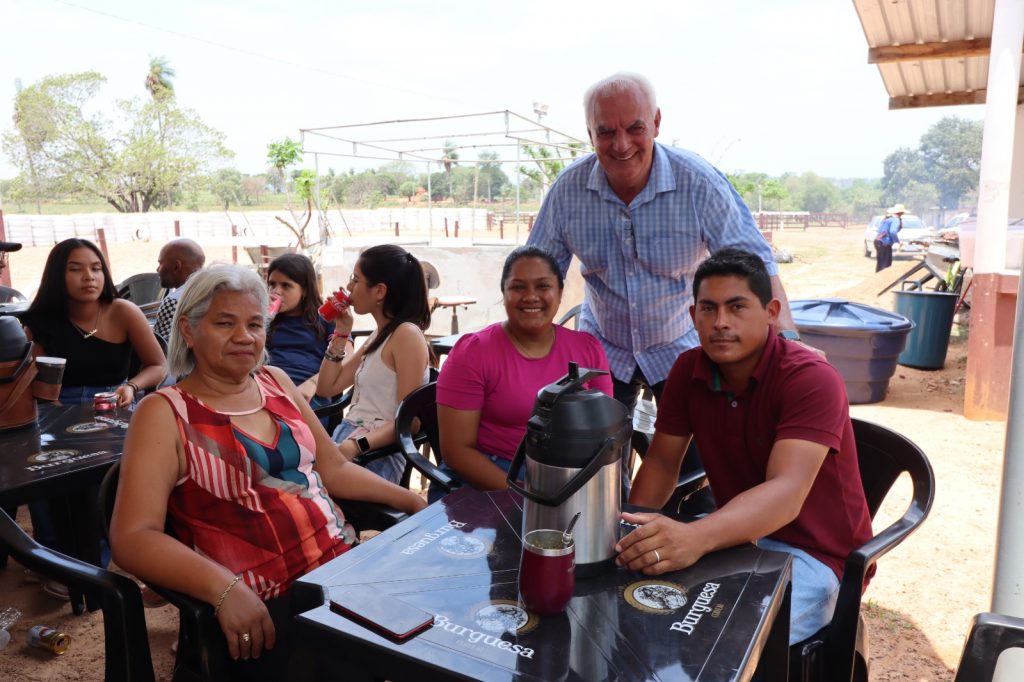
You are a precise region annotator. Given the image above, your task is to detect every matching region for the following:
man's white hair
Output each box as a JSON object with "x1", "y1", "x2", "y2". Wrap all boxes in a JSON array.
[{"x1": 583, "y1": 72, "x2": 658, "y2": 131}]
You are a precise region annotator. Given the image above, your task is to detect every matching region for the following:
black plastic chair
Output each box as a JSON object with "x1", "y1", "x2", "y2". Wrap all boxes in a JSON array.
[
  {"x1": 0, "y1": 285, "x2": 26, "y2": 303},
  {"x1": 126, "y1": 332, "x2": 170, "y2": 394},
  {"x1": 99, "y1": 458, "x2": 408, "y2": 682},
  {"x1": 116, "y1": 273, "x2": 163, "y2": 305},
  {"x1": 790, "y1": 418, "x2": 936, "y2": 682},
  {"x1": 954, "y1": 612, "x2": 1024, "y2": 681},
  {"x1": 313, "y1": 368, "x2": 440, "y2": 487},
  {"x1": 389, "y1": 382, "x2": 457, "y2": 497},
  {"x1": 0, "y1": 506, "x2": 155, "y2": 682},
  {"x1": 556, "y1": 303, "x2": 582, "y2": 330}
]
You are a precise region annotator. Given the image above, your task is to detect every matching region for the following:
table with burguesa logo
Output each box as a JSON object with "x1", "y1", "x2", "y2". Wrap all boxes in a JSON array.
[
  {"x1": 0, "y1": 402, "x2": 131, "y2": 613},
  {"x1": 290, "y1": 487, "x2": 793, "y2": 681}
]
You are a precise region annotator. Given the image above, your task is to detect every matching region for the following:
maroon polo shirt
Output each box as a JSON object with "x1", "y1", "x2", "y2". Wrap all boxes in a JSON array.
[{"x1": 656, "y1": 333, "x2": 873, "y2": 579}]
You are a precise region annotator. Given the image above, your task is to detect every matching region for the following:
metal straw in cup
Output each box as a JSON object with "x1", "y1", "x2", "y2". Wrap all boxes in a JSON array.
[{"x1": 562, "y1": 512, "x2": 581, "y2": 547}]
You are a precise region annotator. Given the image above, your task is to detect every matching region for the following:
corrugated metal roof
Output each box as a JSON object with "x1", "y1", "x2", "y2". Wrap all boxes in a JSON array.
[{"x1": 851, "y1": 0, "x2": 1017, "y2": 109}]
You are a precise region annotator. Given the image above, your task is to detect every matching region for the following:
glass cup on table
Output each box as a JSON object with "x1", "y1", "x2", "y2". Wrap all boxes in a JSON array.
[{"x1": 519, "y1": 529, "x2": 575, "y2": 615}]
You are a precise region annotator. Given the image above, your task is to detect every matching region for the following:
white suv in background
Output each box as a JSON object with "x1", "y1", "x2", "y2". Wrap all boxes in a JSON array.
[{"x1": 863, "y1": 214, "x2": 935, "y2": 257}]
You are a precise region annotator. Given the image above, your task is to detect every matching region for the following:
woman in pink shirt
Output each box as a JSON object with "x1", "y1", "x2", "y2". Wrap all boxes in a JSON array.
[{"x1": 434, "y1": 246, "x2": 612, "y2": 502}]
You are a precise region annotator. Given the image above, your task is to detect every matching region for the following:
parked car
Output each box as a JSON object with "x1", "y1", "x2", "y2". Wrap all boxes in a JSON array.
[{"x1": 863, "y1": 214, "x2": 935, "y2": 257}]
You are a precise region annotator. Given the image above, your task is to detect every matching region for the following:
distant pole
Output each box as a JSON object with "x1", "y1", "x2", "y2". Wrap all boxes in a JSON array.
[{"x1": 96, "y1": 228, "x2": 110, "y2": 265}]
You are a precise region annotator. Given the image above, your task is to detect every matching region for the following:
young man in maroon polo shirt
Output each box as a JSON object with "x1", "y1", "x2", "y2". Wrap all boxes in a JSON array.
[{"x1": 615, "y1": 247, "x2": 872, "y2": 643}]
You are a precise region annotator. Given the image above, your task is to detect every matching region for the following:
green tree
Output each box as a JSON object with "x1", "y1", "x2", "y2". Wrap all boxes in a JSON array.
[
  {"x1": 441, "y1": 140, "x2": 458, "y2": 202},
  {"x1": 399, "y1": 180, "x2": 418, "y2": 202},
  {"x1": 145, "y1": 56, "x2": 176, "y2": 101},
  {"x1": 210, "y1": 168, "x2": 243, "y2": 209},
  {"x1": 918, "y1": 117, "x2": 983, "y2": 209},
  {"x1": 840, "y1": 178, "x2": 883, "y2": 220},
  {"x1": 266, "y1": 137, "x2": 302, "y2": 194},
  {"x1": 761, "y1": 178, "x2": 789, "y2": 212},
  {"x1": 794, "y1": 172, "x2": 839, "y2": 212},
  {"x1": 2, "y1": 72, "x2": 232, "y2": 212},
  {"x1": 6, "y1": 76, "x2": 58, "y2": 213},
  {"x1": 518, "y1": 142, "x2": 584, "y2": 190},
  {"x1": 477, "y1": 150, "x2": 508, "y2": 203},
  {"x1": 881, "y1": 147, "x2": 926, "y2": 207}
]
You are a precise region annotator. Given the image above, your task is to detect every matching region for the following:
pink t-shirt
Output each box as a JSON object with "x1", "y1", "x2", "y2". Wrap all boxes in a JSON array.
[{"x1": 437, "y1": 323, "x2": 614, "y2": 461}]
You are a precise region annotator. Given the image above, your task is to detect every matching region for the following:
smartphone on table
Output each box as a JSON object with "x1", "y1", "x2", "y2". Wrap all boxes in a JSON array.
[{"x1": 329, "y1": 585, "x2": 434, "y2": 641}]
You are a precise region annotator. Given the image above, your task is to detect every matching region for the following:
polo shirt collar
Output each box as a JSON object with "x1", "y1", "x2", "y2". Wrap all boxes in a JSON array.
[
  {"x1": 692, "y1": 330, "x2": 780, "y2": 397},
  {"x1": 586, "y1": 142, "x2": 676, "y2": 207}
]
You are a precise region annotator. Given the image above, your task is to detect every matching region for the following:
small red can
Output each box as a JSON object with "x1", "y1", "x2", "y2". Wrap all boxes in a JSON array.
[
  {"x1": 318, "y1": 288, "x2": 351, "y2": 322},
  {"x1": 93, "y1": 392, "x2": 118, "y2": 414}
]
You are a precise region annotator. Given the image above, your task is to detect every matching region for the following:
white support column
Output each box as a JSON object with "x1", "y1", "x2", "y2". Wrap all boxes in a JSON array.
[
  {"x1": 987, "y1": 4, "x2": 1024, "y2": 682},
  {"x1": 975, "y1": 0, "x2": 1024, "y2": 274}
]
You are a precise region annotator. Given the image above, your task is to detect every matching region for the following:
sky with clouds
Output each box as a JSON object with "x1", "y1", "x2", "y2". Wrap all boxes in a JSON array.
[{"x1": 0, "y1": 0, "x2": 986, "y2": 181}]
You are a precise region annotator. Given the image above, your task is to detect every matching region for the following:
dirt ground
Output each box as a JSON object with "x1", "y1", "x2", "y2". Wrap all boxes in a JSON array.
[{"x1": 0, "y1": 227, "x2": 1003, "y2": 680}]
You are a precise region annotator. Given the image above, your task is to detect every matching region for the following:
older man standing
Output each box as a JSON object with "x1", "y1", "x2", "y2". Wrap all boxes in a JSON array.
[
  {"x1": 527, "y1": 72, "x2": 802, "y2": 412},
  {"x1": 153, "y1": 238, "x2": 205, "y2": 339}
]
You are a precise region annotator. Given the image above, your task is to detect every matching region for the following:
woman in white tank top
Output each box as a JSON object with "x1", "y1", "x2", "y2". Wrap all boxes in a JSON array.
[{"x1": 316, "y1": 245, "x2": 432, "y2": 484}]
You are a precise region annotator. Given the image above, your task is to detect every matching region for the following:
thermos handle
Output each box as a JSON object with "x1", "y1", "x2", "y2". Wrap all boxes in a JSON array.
[
  {"x1": 0, "y1": 343, "x2": 33, "y2": 385},
  {"x1": 506, "y1": 438, "x2": 545, "y2": 503},
  {"x1": 506, "y1": 437, "x2": 618, "y2": 507}
]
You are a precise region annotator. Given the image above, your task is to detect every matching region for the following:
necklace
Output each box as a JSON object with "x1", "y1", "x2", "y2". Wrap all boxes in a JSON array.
[
  {"x1": 505, "y1": 323, "x2": 555, "y2": 359},
  {"x1": 72, "y1": 306, "x2": 102, "y2": 339}
]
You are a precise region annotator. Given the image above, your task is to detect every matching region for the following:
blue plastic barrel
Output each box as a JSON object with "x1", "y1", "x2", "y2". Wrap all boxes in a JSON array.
[
  {"x1": 790, "y1": 299, "x2": 914, "y2": 404},
  {"x1": 893, "y1": 290, "x2": 958, "y2": 370}
]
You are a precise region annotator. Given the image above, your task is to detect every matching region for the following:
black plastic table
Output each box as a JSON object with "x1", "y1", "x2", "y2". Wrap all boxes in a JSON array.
[
  {"x1": 0, "y1": 402, "x2": 131, "y2": 612},
  {"x1": 430, "y1": 332, "x2": 467, "y2": 360},
  {"x1": 290, "y1": 487, "x2": 792, "y2": 681}
]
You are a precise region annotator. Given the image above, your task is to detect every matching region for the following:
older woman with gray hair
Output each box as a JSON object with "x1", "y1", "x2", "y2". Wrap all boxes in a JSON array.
[{"x1": 110, "y1": 264, "x2": 424, "y2": 680}]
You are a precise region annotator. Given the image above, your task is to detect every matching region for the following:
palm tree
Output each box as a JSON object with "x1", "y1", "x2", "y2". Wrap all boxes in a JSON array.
[
  {"x1": 441, "y1": 140, "x2": 458, "y2": 203},
  {"x1": 145, "y1": 56, "x2": 176, "y2": 101}
]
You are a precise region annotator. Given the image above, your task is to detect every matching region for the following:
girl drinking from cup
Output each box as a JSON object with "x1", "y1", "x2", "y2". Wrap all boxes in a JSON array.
[
  {"x1": 266, "y1": 254, "x2": 335, "y2": 404},
  {"x1": 315, "y1": 245, "x2": 431, "y2": 484}
]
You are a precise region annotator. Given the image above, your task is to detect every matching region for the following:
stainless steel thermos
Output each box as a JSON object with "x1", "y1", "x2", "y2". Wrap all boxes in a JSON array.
[{"x1": 507, "y1": 362, "x2": 631, "y2": 576}]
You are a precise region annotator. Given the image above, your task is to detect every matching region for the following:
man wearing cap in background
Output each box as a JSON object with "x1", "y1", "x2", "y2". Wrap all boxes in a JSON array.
[
  {"x1": 153, "y1": 238, "x2": 205, "y2": 339},
  {"x1": 874, "y1": 204, "x2": 905, "y2": 272}
]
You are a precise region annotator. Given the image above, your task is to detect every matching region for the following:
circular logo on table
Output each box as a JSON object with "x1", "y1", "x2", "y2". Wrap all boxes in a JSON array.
[
  {"x1": 27, "y1": 449, "x2": 79, "y2": 464},
  {"x1": 66, "y1": 421, "x2": 111, "y2": 434},
  {"x1": 437, "y1": 534, "x2": 489, "y2": 558},
  {"x1": 472, "y1": 600, "x2": 539, "y2": 635},
  {"x1": 623, "y1": 580, "x2": 688, "y2": 614}
]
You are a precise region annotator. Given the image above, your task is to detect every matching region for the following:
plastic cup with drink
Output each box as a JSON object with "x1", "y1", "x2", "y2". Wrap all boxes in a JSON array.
[{"x1": 32, "y1": 356, "x2": 66, "y2": 402}]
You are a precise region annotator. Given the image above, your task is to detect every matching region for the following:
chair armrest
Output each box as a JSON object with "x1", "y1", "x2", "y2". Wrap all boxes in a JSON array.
[
  {"x1": 313, "y1": 390, "x2": 352, "y2": 419},
  {"x1": 401, "y1": 444, "x2": 454, "y2": 492},
  {"x1": 333, "y1": 498, "x2": 408, "y2": 533},
  {"x1": 0, "y1": 507, "x2": 155, "y2": 682}
]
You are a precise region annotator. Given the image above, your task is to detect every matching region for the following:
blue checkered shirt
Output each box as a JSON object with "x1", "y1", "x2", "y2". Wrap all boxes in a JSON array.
[{"x1": 528, "y1": 142, "x2": 777, "y2": 385}]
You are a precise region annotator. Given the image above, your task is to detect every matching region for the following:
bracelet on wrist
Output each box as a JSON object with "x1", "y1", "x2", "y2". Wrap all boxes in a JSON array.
[
  {"x1": 324, "y1": 349, "x2": 346, "y2": 363},
  {"x1": 213, "y1": 575, "x2": 242, "y2": 616},
  {"x1": 122, "y1": 381, "x2": 140, "y2": 395}
]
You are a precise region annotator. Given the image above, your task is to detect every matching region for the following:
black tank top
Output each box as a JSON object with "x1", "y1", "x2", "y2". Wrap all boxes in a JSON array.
[{"x1": 23, "y1": 313, "x2": 131, "y2": 387}]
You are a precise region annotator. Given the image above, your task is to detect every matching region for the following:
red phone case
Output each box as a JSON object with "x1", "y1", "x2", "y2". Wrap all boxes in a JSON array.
[{"x1": 329, "y1": 586, "x2": 434, "y2": 641}]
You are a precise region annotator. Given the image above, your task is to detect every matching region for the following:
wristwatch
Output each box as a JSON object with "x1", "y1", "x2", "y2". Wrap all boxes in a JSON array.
[
  {"x1": 356, "y1": 436, "x2": 371, "y2": 454},
  {"x1": 778, "y1": 329, "x2": 801, "y2": 342}
]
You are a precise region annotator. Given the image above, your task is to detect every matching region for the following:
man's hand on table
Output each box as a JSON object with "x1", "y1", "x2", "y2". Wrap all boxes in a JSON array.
[{"x1": 615, "y1": 511, "x2": 708, "y2": 576}]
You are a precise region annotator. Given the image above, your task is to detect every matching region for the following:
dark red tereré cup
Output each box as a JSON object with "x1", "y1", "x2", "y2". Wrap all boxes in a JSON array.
[
  {"x1": 318, "y1": 288, "x2": 350, "y2": 322},
  {"x1": 519, "y1": 529, "x2": 575, "y2": 615}
]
